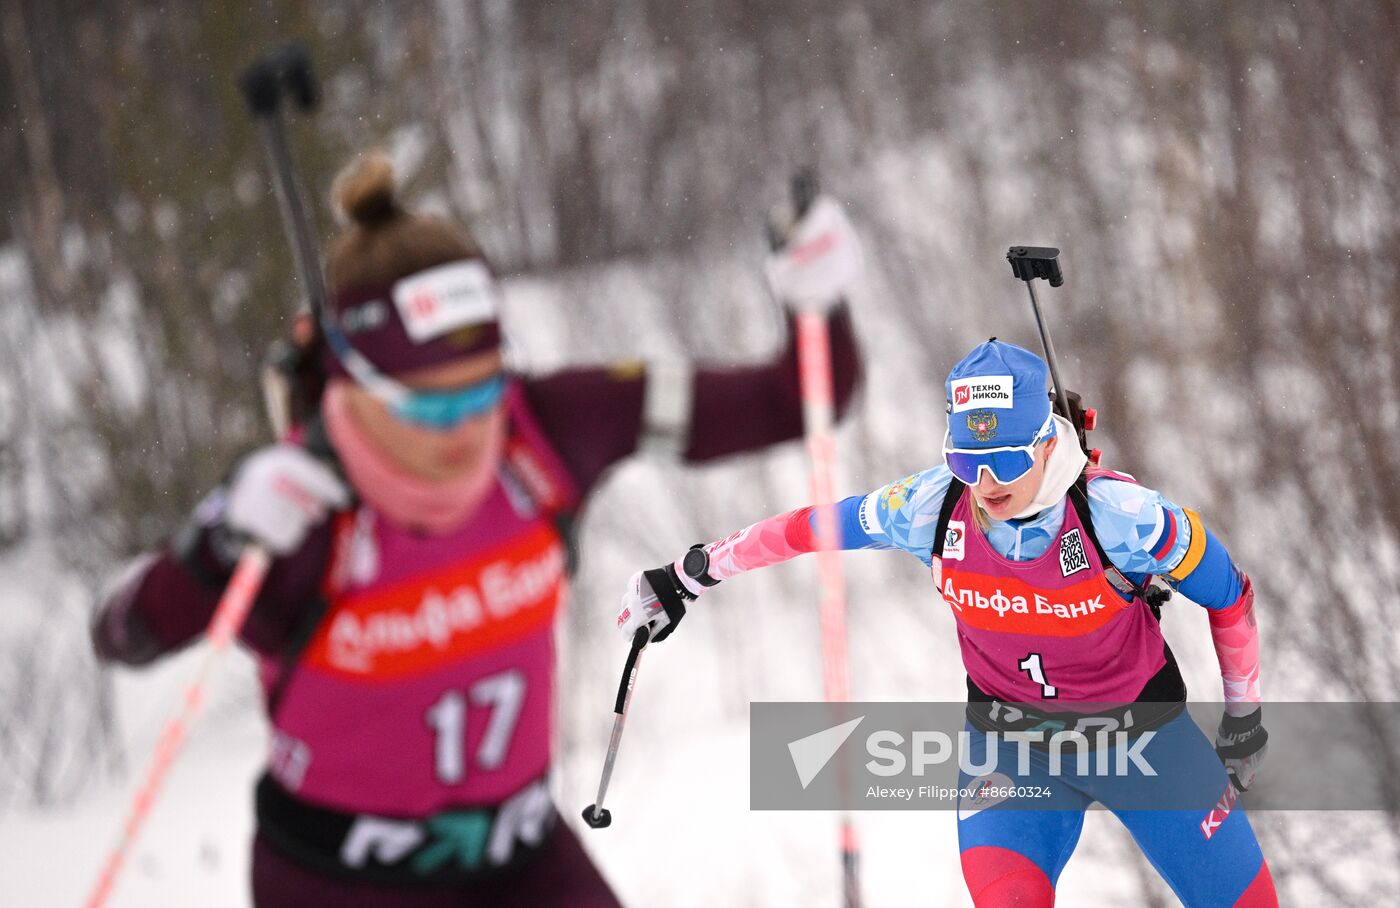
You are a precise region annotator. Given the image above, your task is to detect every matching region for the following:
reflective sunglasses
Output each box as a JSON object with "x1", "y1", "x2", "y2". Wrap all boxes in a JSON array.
[
  {"x1": 322, "y1": 318, "x2": 505, "y2": 430},
  {"x1": 942, "y1": 416, "x2": 1055, "y2": 485},
  {"x1": 392, "y1": 373, "x2": 505, "y2": 429}
]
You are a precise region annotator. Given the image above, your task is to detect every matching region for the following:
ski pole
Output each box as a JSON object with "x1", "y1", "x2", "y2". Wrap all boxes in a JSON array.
[
  {"x1": 778, "y1": 171, "x2": 864, "y2": 908},
  {"x1": 241, "y1": 44, "x2": 422, "y2": 437},
  {"x1": 583, "y1": 626, "x2": 651, "y2": 829},
  {"x1": 239, "y1": 43, "x2": 328, "y2": 321},
  {"x1": 239, "y1": 44, "x2": 327, "y2": 437},
  {"x1": 86, "y1": 545, "x2": 271, "y2": 908},
  {"x1": 87, "y1": 47, "x2": 327, "y2": 907}
]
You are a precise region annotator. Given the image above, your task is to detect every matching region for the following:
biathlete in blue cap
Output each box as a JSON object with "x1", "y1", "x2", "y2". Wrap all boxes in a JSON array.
[{"x1": 618, "y1": 339, "x2": 1277, "y2": 907}]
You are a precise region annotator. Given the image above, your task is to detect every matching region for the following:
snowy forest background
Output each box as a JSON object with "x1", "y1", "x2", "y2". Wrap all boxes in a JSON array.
[{"x1": 3, "y1": 1, "x2": 1399, "y2": 905}]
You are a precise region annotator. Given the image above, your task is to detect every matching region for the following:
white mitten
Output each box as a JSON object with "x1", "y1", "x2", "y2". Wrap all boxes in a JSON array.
[
  {"x1": 615, "y1": 556, "x2": 711, "y2": 643},
  {"x1": 765, "y1": 195, "x2": 864, "y2": 312},
  {"x1": 224, "y1": 444, "x2": 349, "y2": 555}
]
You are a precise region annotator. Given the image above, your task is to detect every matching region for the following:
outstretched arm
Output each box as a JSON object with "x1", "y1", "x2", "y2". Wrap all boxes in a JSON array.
[
  {"x1": 702, "y1": 462, "x2": 955, "y2": 578},
  {"x1": 522, "y1": 305, "x2": 860, "y2": 497},
  {"x1": 704, "y1": 498, "x2": 859, "y2": 581},
  {"x1": 616, "y1": 466, "x2": 953, "y2": 640},
  {"x1": 526, "y1": 192, "x2": 864, "y2": 499}
]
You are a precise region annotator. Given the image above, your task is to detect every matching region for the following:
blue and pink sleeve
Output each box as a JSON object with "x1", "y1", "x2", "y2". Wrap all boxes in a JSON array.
[
  {"x1": 701, "y1": 466, "x2": 951, "y2": 580},
  {"x1": 1090, "y1": 477, "x2": 1262, "y2": 713}
]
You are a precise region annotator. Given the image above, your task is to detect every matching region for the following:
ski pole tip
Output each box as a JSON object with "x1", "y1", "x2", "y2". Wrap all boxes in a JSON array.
[
  {"x1": 791, "y1": 168, "x2": 819, "y2": 217},
  {"x1": 582, "y1": 804, "x2": 613, "y2": 829}
]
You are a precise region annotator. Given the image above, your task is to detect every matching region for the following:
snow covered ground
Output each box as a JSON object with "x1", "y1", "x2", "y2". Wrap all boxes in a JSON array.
[{"x1": 1, "y1": 629, "x2": 1171, "y2": 907}]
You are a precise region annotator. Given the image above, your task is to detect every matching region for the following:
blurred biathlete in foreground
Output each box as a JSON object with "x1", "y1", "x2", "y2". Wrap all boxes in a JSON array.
[
  {"x1": 92, "y1": 151, "x2": 864, "y2": 906},
  {"x1": 619, "y1": 340, "x2": 1276, "y2": 907}
]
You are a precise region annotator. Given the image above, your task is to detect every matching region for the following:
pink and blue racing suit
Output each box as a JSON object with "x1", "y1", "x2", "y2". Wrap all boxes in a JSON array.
[{"x1": 699, "y1": 462, "x2": 1275, "y2": 907}]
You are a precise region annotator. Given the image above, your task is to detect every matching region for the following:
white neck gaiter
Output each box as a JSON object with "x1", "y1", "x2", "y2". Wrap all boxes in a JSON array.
[{"x1": 1011, "y1": 414, "x2": 1088, "y2": 519}]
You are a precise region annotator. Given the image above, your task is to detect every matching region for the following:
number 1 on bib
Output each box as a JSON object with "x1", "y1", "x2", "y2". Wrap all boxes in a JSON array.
[{"x1": 1018, "y1": 653, "x2": 1057, "y2": 698}]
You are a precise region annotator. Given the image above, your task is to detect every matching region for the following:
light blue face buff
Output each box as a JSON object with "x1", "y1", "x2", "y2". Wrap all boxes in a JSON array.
[{"x1": 391, "y1": 372, "x2": 506, "y2": 430}]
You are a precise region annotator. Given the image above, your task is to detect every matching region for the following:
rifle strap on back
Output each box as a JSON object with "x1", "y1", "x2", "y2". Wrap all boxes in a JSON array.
[
  {"x1": 931, "y1": 477, "x2": 966, "y2": 560},
  {"x1": 1068, "y1": 473, "x2": 1169, "y2": 619}
]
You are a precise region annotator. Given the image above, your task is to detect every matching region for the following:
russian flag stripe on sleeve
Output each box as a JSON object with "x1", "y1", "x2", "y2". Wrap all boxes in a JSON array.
[
  {"x1": 1168, "y1": 509, "x2": 1209, "y2": 582},
  {"x1": 1149, "y1": 507, "x2": 1178, "y2": 561}
]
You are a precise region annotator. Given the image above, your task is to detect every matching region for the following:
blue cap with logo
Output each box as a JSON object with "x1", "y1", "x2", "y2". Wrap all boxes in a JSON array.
[{"x1": 945, "y1": 339, "x2": 1054, "y2": 450}]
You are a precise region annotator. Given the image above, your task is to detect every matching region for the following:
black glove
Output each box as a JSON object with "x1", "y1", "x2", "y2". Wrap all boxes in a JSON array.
[
  {"x1": 616, "y1": 545, "x2": 719, "y2": 643},
  {"x1": 641, "y1": 564, "x2": 692, "y2": 643},
  {"x1": 1215, "y1": 708, "x2": 1268, "y2": 792}
]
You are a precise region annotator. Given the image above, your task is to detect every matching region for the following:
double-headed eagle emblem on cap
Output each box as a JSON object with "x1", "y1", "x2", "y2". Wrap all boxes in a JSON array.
[{"x1": 966, "y1": 410, "x2": 998, "y2": 442}]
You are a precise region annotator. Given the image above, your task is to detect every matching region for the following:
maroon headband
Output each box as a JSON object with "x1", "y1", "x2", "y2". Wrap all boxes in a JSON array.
[{"x1": 323, "y1": 261, "x2": 502, "y2": 379}]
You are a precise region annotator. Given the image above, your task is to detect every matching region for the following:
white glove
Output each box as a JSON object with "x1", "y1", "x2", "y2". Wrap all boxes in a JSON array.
[
  {"x1": 615, "y1": 560, "x2": 707, "y2": 642},
  {"x1": 224, "y1": 444, "x2": 349, "y2": 555},
  {"x1": 765, "y1": 195, "x2": 864, "y2": 312}
]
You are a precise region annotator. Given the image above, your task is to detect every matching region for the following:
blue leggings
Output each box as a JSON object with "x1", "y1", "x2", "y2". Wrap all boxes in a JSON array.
[{"x1": 956, "y1": 712, "x2": 1275, "y2": 907}]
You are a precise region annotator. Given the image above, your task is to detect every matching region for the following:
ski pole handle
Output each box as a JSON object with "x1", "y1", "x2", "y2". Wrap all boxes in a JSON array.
[
  {"x1": 238, "y1": 43, "x2": 319, "y2": 118},
  {"x1": 583, "y1": 626, "x2": 650, "y2": 829},
  {"x1": 86, "y1": 545, "x2": 272, "y2": 908},
  {"x1": 612, "y1": 625, "x2": 650, "y2": 714},
  {"x1": 766, "y1": 168, "x2": 819, "y2": 252},
  {"x1": 792, "y1": 168, "x2": 818, "y2": 220}
]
